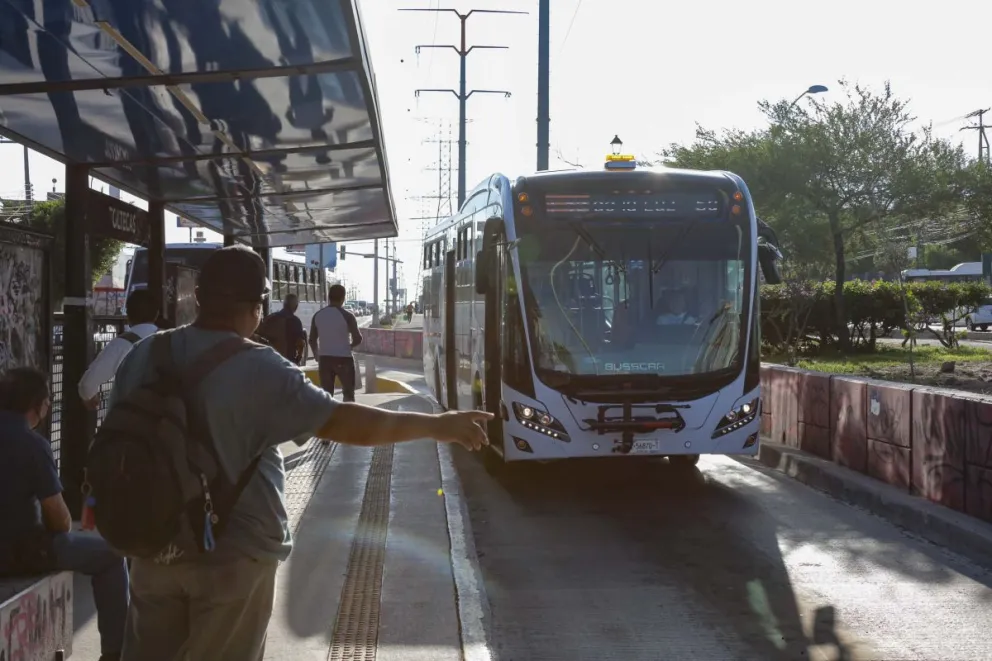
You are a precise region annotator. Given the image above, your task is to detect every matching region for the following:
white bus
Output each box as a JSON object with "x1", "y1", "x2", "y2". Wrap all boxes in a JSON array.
[
  {"x1": 421, "y1": 156, "x2": 783, "y2": 470},
  {"x1": 901, "y1": 262, "x2": 983, "y2": 284},
  {"x1": 123, "y1": 242, "x2": 337, "y2": 331}
]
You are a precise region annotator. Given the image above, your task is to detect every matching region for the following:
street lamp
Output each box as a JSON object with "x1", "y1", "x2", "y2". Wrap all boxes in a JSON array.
[
  {"x1": 790, "y1": 84, "x2": 828, "y2": 108},
  {"x1": 610, "y1": 135, "x2": 623, "y2": 156}
]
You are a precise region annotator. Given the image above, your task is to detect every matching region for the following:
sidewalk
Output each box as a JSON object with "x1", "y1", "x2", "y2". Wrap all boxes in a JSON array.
[{"x1": 69, "y1": 386, "x2": 478, "y2": 661}]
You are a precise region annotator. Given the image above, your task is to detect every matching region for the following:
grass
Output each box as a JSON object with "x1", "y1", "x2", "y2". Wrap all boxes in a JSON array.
[{"x1": 766, "y1": 344, "x2": 992, "y2": 375}]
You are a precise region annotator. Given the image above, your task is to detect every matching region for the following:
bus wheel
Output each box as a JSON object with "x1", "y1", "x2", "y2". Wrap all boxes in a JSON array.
[{"x1": 669, "y1": 454, "x2": 700, "y2": 468}]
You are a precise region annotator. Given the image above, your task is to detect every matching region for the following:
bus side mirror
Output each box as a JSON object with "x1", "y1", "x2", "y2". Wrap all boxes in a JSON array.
[
  {"x1": 757, "y1": 237, "x2": 783, "y2": 285},
  {"x1": 475, "y1": 251, "x2": 489, "y2": 295}
]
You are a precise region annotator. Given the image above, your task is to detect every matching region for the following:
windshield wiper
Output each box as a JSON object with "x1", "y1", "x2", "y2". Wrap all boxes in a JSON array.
[{"x1": 568, "y1": 221, "x2": 627, "y2": 279}]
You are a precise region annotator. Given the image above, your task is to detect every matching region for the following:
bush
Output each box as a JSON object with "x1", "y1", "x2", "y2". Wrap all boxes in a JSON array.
[
  {"x1": 760, "y1": 279, "x2": 992, "y2": 353},
  {"x1": 17, "y1": 199, "x2": 123, "y2": 310}
]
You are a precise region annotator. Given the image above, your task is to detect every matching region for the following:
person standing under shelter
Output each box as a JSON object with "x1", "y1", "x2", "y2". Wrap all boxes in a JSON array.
[
  {"x1": 310, "y1": 283, "x2": 363, "y2": 402},
  {"x1": 78, "y1": 289, "x2": 159, "y2": 409},
  {"x1": 106, "y1": 245, "x2": 490, "y2": 661},
  {"x1": 256, "y1": 293, "x2": 307, "y2": 365},
  {"x1": 0, "y1": 367, "x2": 128, "y2": 661}
]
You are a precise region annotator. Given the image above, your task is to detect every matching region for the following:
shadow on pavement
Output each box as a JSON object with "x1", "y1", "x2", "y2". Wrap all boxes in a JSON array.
[{"x1": 458, "y1": 454, "x2": 851, "y2": 660}]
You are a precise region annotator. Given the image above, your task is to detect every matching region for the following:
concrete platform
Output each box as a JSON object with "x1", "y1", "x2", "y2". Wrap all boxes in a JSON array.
[{"x1": 70, "y1": 389, "x2": 477, "y2": 661}]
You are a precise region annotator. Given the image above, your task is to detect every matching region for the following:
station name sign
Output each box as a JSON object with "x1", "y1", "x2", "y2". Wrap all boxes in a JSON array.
[{"x1": 87, "y1": 190, "x2": 151, "y2": 246}]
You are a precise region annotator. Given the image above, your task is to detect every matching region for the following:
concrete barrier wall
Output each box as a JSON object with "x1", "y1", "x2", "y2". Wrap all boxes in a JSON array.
[
  {"x1": 761, "y1": 363, "x2": 992, "y2": 523},
  {"x1": 359, "y1": 328, "x2": 423, "y2": 360}
]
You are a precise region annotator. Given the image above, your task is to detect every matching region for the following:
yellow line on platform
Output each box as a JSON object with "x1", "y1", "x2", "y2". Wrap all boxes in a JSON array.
[{"x1": 303, "y1": 368, "x2": 418, "y2": 396}]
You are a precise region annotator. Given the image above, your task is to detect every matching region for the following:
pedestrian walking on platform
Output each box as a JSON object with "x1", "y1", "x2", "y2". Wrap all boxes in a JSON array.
[
  {"x1": 310, "y1": 284, "x2": 362, "y2": 402},
  {"x1": 105, "y1": 246, "x2": 490, "y2": 661},
  {"x1": 78, "y1": 289, "x2": 159, "y2": 410}
]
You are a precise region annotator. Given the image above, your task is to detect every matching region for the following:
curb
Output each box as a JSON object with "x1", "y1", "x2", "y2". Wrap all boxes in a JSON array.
[
  {"x1": 301, "y1": 367, "x2": 418, "y2": 396},
  {"x1": 374, "y1": 375, "x2": 419, "y2": 396},
  {"x1": 753, "y1": 440, "x2": 992, "y2": 566}
]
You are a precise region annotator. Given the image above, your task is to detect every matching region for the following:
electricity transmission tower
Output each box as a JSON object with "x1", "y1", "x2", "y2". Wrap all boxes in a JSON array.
[
  {"x1": 404, "y1": 7, "x2": 523, "y2": 206},
  {"x1": 410, "y1": 119, "x2": 457, "y2": 292}
]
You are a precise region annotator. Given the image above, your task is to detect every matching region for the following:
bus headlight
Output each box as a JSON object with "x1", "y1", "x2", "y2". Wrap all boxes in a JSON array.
[
  {"x1": 712, "y1": 397, "x2": 760, "y2": 438},
  {"x1": 512, "y1": 402, "x2": 571, "y2": 442}
]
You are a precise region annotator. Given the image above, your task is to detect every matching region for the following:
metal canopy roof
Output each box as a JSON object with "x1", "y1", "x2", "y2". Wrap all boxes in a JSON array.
[{"x1": 0, "y1": 0, "x2": 397, "y2": 247}]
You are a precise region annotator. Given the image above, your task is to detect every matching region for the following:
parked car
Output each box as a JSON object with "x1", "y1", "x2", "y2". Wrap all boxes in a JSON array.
[{"x1": 967, "y1": 298, "x2": 992, "y2": 331}]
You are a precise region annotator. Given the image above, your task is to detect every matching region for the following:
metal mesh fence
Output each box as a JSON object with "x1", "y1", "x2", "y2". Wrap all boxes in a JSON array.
[{"x1": 49, "y1": 314, "x2": 127, "y2": 470}]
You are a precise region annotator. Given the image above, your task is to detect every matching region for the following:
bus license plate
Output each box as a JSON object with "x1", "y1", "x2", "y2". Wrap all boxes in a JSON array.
[{"x1": 630, "y1": 440, "x2": 660, "y2": 454}]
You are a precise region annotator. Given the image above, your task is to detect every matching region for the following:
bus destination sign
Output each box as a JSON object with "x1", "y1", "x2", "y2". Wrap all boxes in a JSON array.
[{"x1": 544, "y1": 192, "x2": 723, "y2": 220}]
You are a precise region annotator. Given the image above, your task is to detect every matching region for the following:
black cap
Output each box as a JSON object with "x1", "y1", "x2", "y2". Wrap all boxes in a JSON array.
[{"x1": 196, "y1": 246, "x2": 271, "y2": 303}]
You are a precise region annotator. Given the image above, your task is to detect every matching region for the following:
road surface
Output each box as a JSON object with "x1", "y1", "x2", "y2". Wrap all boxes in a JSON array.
[{"x1": 452, "y1": 450, "x2": 992, "y2": 660}]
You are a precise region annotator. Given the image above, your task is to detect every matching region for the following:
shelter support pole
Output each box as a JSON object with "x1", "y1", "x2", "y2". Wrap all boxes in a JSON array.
[
  {"x1": 255, "y1": 247, "x2": 271, "y2": 316},
  {"x1": 147, "y1": 201, "x2": 166, "y2": 323},
  {"x1": 372, "y1": 239, "x2": 380, "y2": 327},
  {"x1": 223, "y1": 234, "x2": 236, "y2": 247},
  {"x1": 61, "y1": 163, "x2": 92, "y2": 517}
]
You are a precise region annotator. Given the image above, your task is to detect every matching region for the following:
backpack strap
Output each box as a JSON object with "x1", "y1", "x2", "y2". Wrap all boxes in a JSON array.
[
  {"x1": 212, "y1": 454, "x2": 263, "y2": 539},
  {"x1": 119, "y1": 331, "x2": 141, "y2": 344},
  {"x1": 181, "y1": 336, "x2": 257, "y2": 390}
]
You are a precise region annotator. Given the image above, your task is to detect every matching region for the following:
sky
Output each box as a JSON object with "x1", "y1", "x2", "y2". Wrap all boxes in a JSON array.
[{"x1": 2, "y1": 0, "x2": 992, "y2": 302}]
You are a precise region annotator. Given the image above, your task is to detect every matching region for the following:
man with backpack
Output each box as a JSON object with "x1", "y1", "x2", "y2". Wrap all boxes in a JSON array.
[
  {"x1": 78, "y1": 289, "x2": 159, "y2": 410},
  {"x1": 92, "y1": 245, "x2": 490, "y2": 661}
]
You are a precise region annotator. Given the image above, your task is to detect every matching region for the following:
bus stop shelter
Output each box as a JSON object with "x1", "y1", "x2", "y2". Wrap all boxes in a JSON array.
[{"x1": 0, "y1": 0, "x2": 397, "y2": 512}]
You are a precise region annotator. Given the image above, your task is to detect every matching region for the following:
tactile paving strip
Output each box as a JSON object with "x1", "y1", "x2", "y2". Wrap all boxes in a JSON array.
[
  {"x1": 327, "y1": 444, "x2": 394, "y2": 661},
  {"x1": 284, "y1": 439, "x2": 338, "y2": 533}
]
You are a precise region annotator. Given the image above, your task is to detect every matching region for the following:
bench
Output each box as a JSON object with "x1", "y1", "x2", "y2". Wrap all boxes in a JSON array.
[{"x1": 0, "y1": 572, "x2": 73, "y2": 660}]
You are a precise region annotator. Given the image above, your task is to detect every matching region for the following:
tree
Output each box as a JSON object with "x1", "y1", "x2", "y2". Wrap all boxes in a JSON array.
[
  {"x1": 960, "y1": 160, "x2": 992, "y2": 250},
  {"x1": 19, "y1": 199, "x2": 123, "y2": 310},
  {"x1": 763, "y1": 81, "x2": 966, "y2": 346},
  {"x1": 665, "y1": 80, "x2": 968, "y2": 348}
]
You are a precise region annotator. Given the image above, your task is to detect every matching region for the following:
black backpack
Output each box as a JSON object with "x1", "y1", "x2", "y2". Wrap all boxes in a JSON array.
[{"x1": 85, "y1": 331, "x2": 260, "y2": 563}]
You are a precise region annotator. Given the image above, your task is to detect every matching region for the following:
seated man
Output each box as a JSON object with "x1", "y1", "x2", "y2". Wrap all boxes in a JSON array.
[
  {"x1": 655, "y1": 288, "x2": 698, "y2": 325},
  {"x1": 0, "y1": 367, "x2": 128, "y2": 661}
]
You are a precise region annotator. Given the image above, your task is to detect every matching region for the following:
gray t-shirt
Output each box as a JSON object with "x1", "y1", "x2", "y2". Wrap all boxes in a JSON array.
[{"x1": 109, "y1": 326, "x2": 338, "y2": 562}]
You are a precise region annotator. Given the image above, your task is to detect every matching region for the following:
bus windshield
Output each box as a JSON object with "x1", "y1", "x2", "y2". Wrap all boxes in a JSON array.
[
  {"x1": 127, "y1": 247, "x2": 216, "y2": 290},
  {"x1": 516, "y1": 216, "x2": 750, "y2": 380}
]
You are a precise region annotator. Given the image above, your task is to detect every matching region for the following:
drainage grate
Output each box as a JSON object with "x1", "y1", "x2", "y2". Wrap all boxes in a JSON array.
[
  {"x1": 327, "y1": 444, "x2": 394, "y2": 661},
  {"x1": 284, "y1": 439, "x2": 338, "y2": 533}
]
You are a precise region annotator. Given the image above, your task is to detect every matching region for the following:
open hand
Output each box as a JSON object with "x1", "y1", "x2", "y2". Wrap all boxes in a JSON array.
[{"x1": 431, "y1": 410, "x2": 493, "y2": 451}]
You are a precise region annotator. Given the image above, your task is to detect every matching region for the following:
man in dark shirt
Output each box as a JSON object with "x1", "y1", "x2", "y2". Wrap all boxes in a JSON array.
[
  {"x1": 0, "y1": 367, "x2": 128, "y2": 661},
  {"x1": 257, "y1": 293, "x2": 307, "y2": 365}
]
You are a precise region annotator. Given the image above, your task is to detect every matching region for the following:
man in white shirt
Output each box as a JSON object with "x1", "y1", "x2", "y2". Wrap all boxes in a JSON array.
[
  {"x1": 310, "y1": 284, "x2": 363, "y2": 403},
  {"x1": 78, "y1": 289, "x2": 159, "y2": 410}
]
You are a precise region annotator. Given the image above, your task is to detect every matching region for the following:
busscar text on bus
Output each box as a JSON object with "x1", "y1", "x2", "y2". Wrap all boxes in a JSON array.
[{"x1": 421, "y1": 151, "x2": 783, "y2": 470}]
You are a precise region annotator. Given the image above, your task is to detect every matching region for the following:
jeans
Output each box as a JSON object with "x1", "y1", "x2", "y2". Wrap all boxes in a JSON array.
[
  {"x1": 52, "y1": 532, "x2": 129, "y2": 655},
  {"x1": 318, "y1": 355, "x2": 357, "y2": 402}
]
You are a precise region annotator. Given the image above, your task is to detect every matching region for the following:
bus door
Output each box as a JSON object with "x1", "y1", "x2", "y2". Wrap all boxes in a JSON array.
[
  {"x1": 476, "y1": 217, "x2": 505, "y2": 441},
  {"x1": 444, "y1": 249, "x2": 458, "y2": 410}
]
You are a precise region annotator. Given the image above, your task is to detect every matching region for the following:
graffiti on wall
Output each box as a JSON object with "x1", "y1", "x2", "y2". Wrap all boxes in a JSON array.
[
  {"x1": 0, "y1": 232, "x2": 48, "y2": 374},
  {"x1": 0, "y1": 572, "x2": 73, "y2": 661}
]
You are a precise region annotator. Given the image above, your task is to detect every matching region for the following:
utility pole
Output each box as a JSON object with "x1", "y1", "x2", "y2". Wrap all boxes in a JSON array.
[
  {"x1": 373, "y1": 239, "x2": 380, "y2": 323},
  {"x1": 404, "y1": 7, "x2": 524, "y2": 207},
  {"x1": 962, "y1": 108, "x2": 991, "y2": 164},
  {"x1": 536, "y1": 0, "x2": 550, "y2": 171}
]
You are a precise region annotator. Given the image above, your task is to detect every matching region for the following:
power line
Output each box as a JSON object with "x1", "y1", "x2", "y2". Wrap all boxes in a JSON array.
[{"x1": 558, "y1": 0, "x2": 584, "y2": 55}]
